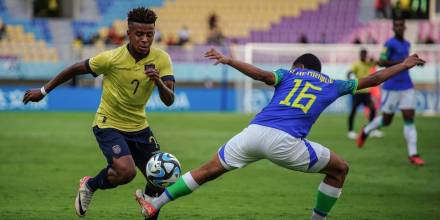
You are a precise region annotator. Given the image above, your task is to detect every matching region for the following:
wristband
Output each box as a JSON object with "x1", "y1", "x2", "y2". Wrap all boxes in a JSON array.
[{"x1": 40, "y1": 86, "x2": 48, "y2": 96}]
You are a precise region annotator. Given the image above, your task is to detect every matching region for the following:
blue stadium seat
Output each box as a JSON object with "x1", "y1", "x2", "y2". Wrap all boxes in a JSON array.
[{"x1": 72, "y1": 0, "x2": 164, "y2": 41}]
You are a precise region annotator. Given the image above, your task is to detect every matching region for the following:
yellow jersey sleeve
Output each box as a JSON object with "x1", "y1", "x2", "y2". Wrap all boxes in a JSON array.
[
  {"x1": 87, "y1": 50, "x2": 113, "y2": 76},
  {"x1": 156, "y1": 51, "x2": 173, "y2": 77},
  {"x1": 367, "y1": 61, "x2": 376, "y2": 68},
  {"x1": 351, "y1": 63, "x2": 359, "y2": 77}
]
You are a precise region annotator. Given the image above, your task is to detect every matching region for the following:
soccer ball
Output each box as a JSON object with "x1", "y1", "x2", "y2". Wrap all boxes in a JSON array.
[{"x1": 146, "y1": 152, "x2": 181, "y2": 188}]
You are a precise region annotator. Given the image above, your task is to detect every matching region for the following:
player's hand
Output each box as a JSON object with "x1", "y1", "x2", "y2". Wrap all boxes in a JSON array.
[
  {"x1": 145, "y1": 67, "x2": 161, "y2": 84},
  {"x1": 22, "y1": 88, "x2": 45, "y2": 104},
  {"x1": 402, "y1": 54, "x2": 425, "y2": 69},
  {"x1": 204, "y1": 48, "x2": 231, "y2": 65}
]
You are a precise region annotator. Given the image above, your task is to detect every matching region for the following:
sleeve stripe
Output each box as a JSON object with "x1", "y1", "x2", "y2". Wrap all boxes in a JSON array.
[
  {"x1": 352, "y1": 79, "x2": 359, "y2": 94},
  {"x1": 380, "y1": 47, "x2": 388, "y2": 61},
  {"x1": 272, "y1": 70, "x2": 282, "y2": 86},
  {"x1": 85, "y1": 59, "x2": 98, "y2": 77},
  {"x1": 161, "y1": 75, "x2": 175, "y2": 82}
]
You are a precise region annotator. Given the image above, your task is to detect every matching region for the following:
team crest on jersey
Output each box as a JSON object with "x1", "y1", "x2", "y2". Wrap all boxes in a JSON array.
[{"x1": 112, "y1": 145, "x2": 121, "y2": 154}]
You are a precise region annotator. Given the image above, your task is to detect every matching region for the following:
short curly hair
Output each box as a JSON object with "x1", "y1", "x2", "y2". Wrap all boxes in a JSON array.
[{"x1": 127, "y1": 7, "x2": 157, "y2": 25}]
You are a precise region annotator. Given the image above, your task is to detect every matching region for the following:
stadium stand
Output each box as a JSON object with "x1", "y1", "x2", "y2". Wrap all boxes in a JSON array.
[
  {"x1": 72, "y1": 0, "x2": 164, "y2": 41},
  {"x1": 152, "y1": 0, "x2": 328, "y2": 44},
  {"x1": 418, "y1": 21, "x2": 440, "y2": 43},
  {"x1": 72, "y1": 0, "x2": 333, "y2": 45},
  {"x1": 243, "y1": 0, "x2": 360, "y2": 43},
  {"x1": 0, "y1": 0, "x2": 51, "y2": 43},
  {"x1": 341, "y1": 20, "x2": 393, "y2": 44},
  {"x1": 0, "y1": 0, "x2": 61, "y2": 79},
  {"x1": 0, "y1": 0, "x2": 439, "y2": 82},
  {"x1": 0, "y1": 24, "x2": 58, "y2": 62}
]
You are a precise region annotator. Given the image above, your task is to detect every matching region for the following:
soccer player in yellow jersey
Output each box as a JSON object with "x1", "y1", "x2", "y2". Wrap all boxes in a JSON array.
[
  {"x1": 22, "y1": 7, "x2": 174, "y2": 219},
  {"x1": 346, "y1": 49, "x2": 382, "y2": 139}
]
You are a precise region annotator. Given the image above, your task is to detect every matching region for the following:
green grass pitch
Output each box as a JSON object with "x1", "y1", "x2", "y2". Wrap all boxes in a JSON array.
[{"x1": 0, "y1": 112, "x2": 439, "y2": 220}]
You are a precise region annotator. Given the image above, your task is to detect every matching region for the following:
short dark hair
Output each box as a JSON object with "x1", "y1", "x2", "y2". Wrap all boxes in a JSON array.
[
  {"x1": 392, "y1": 16, "x2": 405, "y2": 24},
  {"x1": 293, "y1": 53, "x2": 322, "y2": 72},
  {"x1": 127, "y1": 7, "x2": 157, "y2": 25}
]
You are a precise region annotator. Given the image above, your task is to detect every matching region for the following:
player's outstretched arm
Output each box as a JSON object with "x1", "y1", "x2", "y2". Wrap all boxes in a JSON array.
[
  {"x1": 22, "y1": 61, "x2": 90, "y2": 104},
  {"x1": 204, "y1": 48, "x2": 275, "y2": 85},
  {"x1": 377, "y1": 59, "x2": 402, "y2": 67},
  {"x1": 357, "y1": 54, "x2": 425, "y2": 90}
]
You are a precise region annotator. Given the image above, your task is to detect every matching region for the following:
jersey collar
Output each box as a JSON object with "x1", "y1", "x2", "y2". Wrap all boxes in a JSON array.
[{"x1": 126, "y1": 44, "x2": 151, "y2": 63}]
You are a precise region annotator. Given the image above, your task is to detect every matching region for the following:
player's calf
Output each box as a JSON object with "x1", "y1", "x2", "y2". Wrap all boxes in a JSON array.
[
  {"x1": 108, "y1": 155, "x2": 138, "y2": 185},
  {"x1": 312, "y1": 153, "x2": 349, "y2": 220},
  {"x1": 111, "y1": 166, "x2": 137, "y2": 185},
  {"x1": 320, "y1": 154, "x2": 349, "y2": 187}
]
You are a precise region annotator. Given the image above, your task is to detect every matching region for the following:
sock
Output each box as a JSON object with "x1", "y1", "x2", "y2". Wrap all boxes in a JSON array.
[
  {"x1": 145, "y1": 182, "x2": 164, "y2": 198},
  {"x1": 144, "y1": 183, "x2": 164, "y2": 220},
  {"x1": 152, "y1": 172, "x2": 200, "y2": 209},
  {"x1": 311, "y1": 211, "x2": 326, "y2": 220},
  {"x1": 364, "y1": 116, "x2": 383, "y2": 134},
  {"x1": 404, "y1": 121, "x2": 418, "y2": 156},
  {"x1": 86, "y1": 167, "x2": 116, "y2": 191},
  {"x1": 311, "y1": 182, "x2": 342, "y2": 220}
]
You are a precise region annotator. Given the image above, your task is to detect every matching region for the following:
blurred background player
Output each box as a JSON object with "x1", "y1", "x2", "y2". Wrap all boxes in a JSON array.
[
  {"x1": 134, "y1": 48, "x2": 425, "y2": 220},
  {"x1": 357, "y1": 18, "x2": 425, "y2": 166},
  {"x1": 346, "y1": 49, "x2": 383, "y2": 139},
  {"x1": 22, "y1": 7, "x2": 174, "y2": 219}
]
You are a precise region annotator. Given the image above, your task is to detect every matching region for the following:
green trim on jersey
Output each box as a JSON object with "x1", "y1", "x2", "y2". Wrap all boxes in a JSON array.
[
  {"x1": 336, "y1": 79, "x2": 358, "y2": 96},
  {"x1": 351, "y1": 79, "x2": 359, "y2": 94},
  {"x1": 273, "y1": 69, "x2": 284, "y2": 86},
  {"x1": 380, "y1": 47, "x2": 389, "y2": 61}
]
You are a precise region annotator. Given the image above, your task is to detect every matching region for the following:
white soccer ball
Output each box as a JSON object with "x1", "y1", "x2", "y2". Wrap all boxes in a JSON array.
[{"x1": 146, "y1": 152, "x2": 181, "y2": 188}]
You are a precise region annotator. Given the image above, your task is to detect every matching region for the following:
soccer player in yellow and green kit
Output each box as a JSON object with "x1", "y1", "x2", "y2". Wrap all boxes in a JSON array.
[
  {"x1": 22, "y1": 7, "x2": 174, "y2": 219},
  {"x1": 346, "y1": 49, "x2": 383, "y2": 139}
]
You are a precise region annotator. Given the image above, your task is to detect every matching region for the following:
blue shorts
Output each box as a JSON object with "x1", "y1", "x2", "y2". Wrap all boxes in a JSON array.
[{"x1": 93, "y1": 126, "x2": 160, "y2": 169}]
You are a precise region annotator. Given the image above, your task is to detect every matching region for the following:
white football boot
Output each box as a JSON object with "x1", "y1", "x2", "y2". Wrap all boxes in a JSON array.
[
  {"x1": 135, "y1": 189, "x2": 157, "y2": 218},
  {"x1": 347, "y1": 131, "x2": 357, "y2": 140},
  {"x1": 370, "y1": 129, "x2": 384, "y2": 138},
  {"x1": 75, "y1": 176, "x2": 94, "y2": 217}
]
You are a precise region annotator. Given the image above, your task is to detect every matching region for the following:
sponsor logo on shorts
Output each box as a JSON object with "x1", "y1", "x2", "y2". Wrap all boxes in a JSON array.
[{"x1": 112, "y1": 145, "x2": 121, "y2": 154}]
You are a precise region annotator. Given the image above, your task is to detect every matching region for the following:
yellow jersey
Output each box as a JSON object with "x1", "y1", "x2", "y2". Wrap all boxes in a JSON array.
[
  {"x1": 87, "y1": 44, "x2": 173, "y2": 132},
  {"x1": 351, "y1": 61, "x2": 374, "y2": 93}
]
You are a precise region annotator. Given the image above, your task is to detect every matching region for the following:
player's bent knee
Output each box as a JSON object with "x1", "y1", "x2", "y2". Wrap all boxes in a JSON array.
[
  {"x1": 336, "y1": 161, "x2": 349, "y2": 177},
  {"x1": 121, "y1": 170, "x2": 137, "y2": 184}
]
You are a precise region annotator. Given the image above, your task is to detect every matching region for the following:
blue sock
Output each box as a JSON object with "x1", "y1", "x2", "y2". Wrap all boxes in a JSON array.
[{"x1": 87, "y1": 167, "x2": 116, "y2": 191}]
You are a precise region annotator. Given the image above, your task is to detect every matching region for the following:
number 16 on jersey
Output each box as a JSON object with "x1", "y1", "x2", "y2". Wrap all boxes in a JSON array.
[{"x1": 279, "y1": 79, "x2": 322, "y2": 114}]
